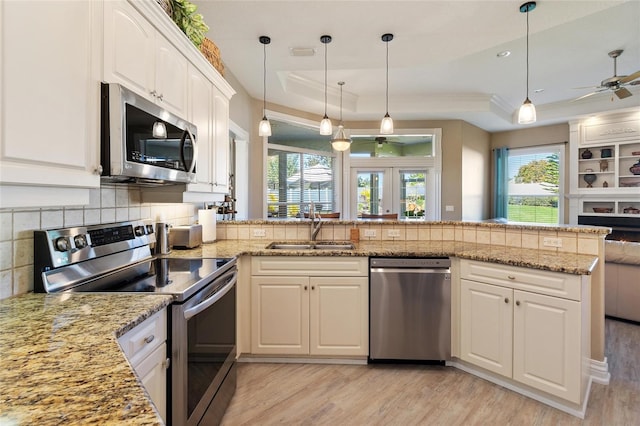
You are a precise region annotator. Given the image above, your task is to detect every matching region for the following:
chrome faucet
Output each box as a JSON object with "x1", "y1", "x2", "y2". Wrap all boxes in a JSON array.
[{"x1": 309, "y1": 201, "x2": 323, "y2": 241}]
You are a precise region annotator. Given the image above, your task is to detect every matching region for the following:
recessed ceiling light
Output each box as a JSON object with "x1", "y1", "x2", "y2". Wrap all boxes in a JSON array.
[
  {"x1": 534, "y1": 88, "x2": 544, "y2": 93},
  {"x1": 289, "y1": 47, "x2": 316, "y2": 57},
  {"x1": 496, "y1": 50, "x2": 511, "y2": 58}
]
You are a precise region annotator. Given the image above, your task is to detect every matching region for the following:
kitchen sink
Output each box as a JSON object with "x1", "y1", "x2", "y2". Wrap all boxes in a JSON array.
[{"x1": 266, "y1": 241, "x2": 355, "y2": 250}]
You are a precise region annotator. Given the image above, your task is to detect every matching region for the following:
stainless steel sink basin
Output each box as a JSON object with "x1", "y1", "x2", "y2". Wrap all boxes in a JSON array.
[{"x1": 266, "y1": 241, "x2": 355, "y2": 250}]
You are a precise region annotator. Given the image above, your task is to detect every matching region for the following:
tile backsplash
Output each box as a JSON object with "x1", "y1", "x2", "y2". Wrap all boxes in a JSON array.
[{"x1": 0, "y1": 184, "x2": 198, "y2": 299}]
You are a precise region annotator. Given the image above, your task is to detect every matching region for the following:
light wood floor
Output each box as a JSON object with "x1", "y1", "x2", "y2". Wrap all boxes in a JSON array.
[{"x1": 221, "y1": 319, "x2": 639, "y2": 425}]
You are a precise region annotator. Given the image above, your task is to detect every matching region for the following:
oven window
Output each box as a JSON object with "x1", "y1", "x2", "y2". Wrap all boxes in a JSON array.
[{"x1": 187, "y1": 285, "x2": 236, "y2": 417}]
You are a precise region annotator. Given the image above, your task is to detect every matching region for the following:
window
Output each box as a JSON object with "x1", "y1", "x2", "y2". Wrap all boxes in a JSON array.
[
  {"x1": 267, "y1": 149, "x2": 336, "y2": 218},
  {"x1": 496, "y1": 145, "x2": 564, "y2": 224}
]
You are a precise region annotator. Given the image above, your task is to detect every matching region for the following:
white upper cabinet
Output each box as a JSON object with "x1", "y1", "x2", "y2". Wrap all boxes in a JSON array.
[
  {"x1": 104, "y1": 0, "x2": 187, "y2": 117},
  {"x1": 0, "y1": 0, "x2": 101, "y2": 208},
  {"x1": 187, "y1": 64, "x2": 214, "y2": 193},
  {"x1": 212, "y1": 88, "x2": 230, "y2": 193}
]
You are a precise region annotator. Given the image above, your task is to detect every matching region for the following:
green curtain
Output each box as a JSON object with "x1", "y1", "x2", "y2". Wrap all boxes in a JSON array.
[{"x1": 493, "y1": 147, "x2": 509, "y2": 219}]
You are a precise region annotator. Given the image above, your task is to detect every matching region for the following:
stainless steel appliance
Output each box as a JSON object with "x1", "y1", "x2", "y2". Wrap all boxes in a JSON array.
[
  {"x1": 369, "y1": 257, "x2": 451, "y2": 363},
  {"x1": 101, "y1": 82, "x2": 198, "y2": 185},
  {"x1": 34, "y1": 220, "x2": 237, "y2": 425}
]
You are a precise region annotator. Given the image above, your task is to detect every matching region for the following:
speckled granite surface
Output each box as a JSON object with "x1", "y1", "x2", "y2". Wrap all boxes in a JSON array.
[
  {"x1": 0, "y1": 293, "x2": 172, "y2": 425},
  {"x1": 168, "y1": 240, "x2": 599, "y2": 275}
]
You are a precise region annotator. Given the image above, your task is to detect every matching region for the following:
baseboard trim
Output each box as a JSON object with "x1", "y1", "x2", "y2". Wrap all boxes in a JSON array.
[
  {"x1": 590, "y1": 357, "x2": 611, "y2": 385},
  {"x1": 238, "y1": 356, "x2": 367, "y2": 365}
]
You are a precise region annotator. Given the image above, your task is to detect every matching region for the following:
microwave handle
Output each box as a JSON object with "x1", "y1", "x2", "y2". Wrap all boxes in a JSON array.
[{"x1": 179, "y1": 128, "x2": 197, "y2": 174}]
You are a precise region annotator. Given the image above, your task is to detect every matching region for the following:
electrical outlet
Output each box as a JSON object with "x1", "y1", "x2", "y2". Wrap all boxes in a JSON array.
[
  {"x1": 363, "y1": 229, "x2": 376, "y2": 237},
  {"x1": 445, "y1": 205, "x2": 455, "y2": 212},
  {"x1": 253, "y1": 228, "x2": 266, "y2": 237},
  {"x1": 543, "y1": 237, "x2": 562, "y2": 248},
  {"x1": 387, "y1": 229, "x2": 401, "y2": 238}
]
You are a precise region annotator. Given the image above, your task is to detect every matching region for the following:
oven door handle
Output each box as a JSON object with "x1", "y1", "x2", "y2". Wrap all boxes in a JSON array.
[{"x1": 183, "y1": 269, "x2": 237, "y2": 320}]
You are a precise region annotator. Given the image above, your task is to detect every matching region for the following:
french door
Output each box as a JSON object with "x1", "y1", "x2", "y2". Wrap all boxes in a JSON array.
[{"x1": 350, "y1": 167, "x2": 435, "y2": 220}]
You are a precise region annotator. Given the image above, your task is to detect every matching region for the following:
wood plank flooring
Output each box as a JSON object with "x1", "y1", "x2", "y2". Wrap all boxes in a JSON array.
[{"x1": 221, "y1": 319, "x2": 639, "y2": 425}]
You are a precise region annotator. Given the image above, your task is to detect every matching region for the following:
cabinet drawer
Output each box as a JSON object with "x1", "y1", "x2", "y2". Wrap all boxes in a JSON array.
[
  {"x1": 118, "y1": 309, "x2": 167, "y2": 366},
  {"x1": 460, "y1": 260, "x2": 582, "y2": 301},
  {"x1": 251, "y1": 256, "x2": 368, "y2": 276}
]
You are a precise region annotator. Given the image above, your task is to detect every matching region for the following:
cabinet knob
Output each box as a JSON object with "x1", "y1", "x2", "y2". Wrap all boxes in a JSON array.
[
  {"x1": 150, "y1": 90, "x2": 157, "y2": 97},
  {"x1": 516, "y1": 301, "x2": 521, "y2": 306},
  {"x1": 507, "y1": 275, "x2": 516, "y2": 280},
  {"x1": 163, "y1": 358, "x2": 171, "y2": 369},
  {"x1": 304, "y1": 285, "x2": 308, "y2": 290},
  {"x1": 93, "y1": 165, "x2": 103, "y2": 175},
  {"x1": 144, "y1": 335, "x2": 155, "y2": 344},
  {"x1": 157, "y1": 93, "x2": 164, "y2": 101},
  {"x1": 504, "y1": 297, "x2": 509, "y2": 304},
  {"x1": 311, "y1": 286, "x2": 315, "y2": 290}
]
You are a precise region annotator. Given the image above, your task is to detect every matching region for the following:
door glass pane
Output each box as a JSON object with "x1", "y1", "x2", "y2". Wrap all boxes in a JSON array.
[
  {"x1": 399, "y1": 171, "x2": 426, "y2": 219},
  {"x1": 349, "y1": 135, "x2": 433, "y2": 158},
  {"x1": 357, "y1": 171, "x2": 384, "y2": 216}
]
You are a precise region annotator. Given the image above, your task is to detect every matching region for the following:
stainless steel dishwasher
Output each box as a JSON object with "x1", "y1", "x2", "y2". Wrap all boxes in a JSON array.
[{"x1": 369, "y1": 257, "x2": 451, "y2": 363}]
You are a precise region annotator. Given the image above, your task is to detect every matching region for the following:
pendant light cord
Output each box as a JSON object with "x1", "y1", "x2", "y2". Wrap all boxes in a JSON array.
[
  {"x1": 339, "y1": 83, "x2": 343, "y2": 123},
  {"x1": 525, "y1": 8, "x2": 530, "y2": 99},
  {"x1": 324, "y1": 42, "x2": 328, "y2": 117},
  {"x1": 263, "y1": 41, "x2": 267, "y2": 115},
  {"x1": 385, "y1": 40, "x2": 389, "y2": 114}
]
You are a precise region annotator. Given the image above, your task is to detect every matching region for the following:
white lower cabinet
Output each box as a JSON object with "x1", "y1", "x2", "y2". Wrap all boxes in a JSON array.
[
  {"x1": 250, "y1": 257, "x2": 368, "y2": 357},
  {"x1": 118, "y1": 309, "x2": 168, "y2": 422},
  {"x1": 459, "y1": 259, "x2": 589, "y2": 408}
]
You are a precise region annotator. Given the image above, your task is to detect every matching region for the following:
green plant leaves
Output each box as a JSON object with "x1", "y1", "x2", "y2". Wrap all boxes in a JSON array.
[{"x1": 171, "y1": 0, "x2": 209, "y2": 48}]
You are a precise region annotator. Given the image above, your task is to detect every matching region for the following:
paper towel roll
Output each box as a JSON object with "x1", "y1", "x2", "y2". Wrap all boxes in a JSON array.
[{"x1": 198, "y1": 209, "x2": 217, "y2": 243}]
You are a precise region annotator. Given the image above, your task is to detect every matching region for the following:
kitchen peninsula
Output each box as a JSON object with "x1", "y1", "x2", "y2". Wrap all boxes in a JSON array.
[{"x1": 0, "y1": 220, "x2": 608, "y2": 423}]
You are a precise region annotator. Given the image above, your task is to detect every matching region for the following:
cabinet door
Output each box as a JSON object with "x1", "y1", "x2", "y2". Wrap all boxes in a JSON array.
[
  {"x1": 0, "y1": 0, "x2": 100, "y2": 199},
  {"x1": 309, "y1": 277, "x2": 368, "y2": 356},
  {"x1": 460, "y1": 279, "x2": 513, "y2": 377},
  {"x1": 103, "y1": 0, "x2": 154, "y2": 99},
  {"x1": 212, "y1": 88, "x2": 230, "y2": 193},
  {"x1": 187, "y1": 65, "x2": 213, "y2": 192},
  {"x1": 513, "y1": 290, "x2": 581, "y2": 404},
  {"x1": 155, "y1": 35, "x2": 188, "y2": 117},
  {"x1": 135, "y1": 342, "x2": 168, "y2": 423},
  {"x1": 251, "y1": 276, "x2": 309, "y2": 355}
]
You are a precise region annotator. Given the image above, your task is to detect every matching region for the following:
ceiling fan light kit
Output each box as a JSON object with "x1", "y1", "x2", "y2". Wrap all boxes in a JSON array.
[
  {"x1": 572, "y1": 49, "x2": 640, "y2": 102},
  {"x1": 332, "y1": 81, "x2": 352, "y2": 151},
  {"x1": 518, "y1": 1, "x2": 537, "y2": 125},
  {"x1": 319, "y1": 35, "x2": 333, "y2": 135},
  {"x1": 259, "y1": 35, "x2": 272, "y2": 137},
  {"x1": 380, "y1": 33, "x2": 394, "y2": 134}
]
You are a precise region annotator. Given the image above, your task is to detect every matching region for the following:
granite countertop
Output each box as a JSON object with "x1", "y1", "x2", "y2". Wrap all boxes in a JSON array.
[
  {"x1": 168, "y1": 239, "x2": 599, "y2": 275},
  {"x1": 0, "y1": 293, "x2": 173, "y2": 425}
]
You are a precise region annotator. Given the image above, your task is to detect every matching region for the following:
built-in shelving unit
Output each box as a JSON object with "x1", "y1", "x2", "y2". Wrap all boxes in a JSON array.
[{"x1": 569, "y1": 110, "x2": 640, "y2": 224}]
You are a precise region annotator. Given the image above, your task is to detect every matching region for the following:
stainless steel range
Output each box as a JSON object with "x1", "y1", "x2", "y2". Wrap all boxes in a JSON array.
[{"x1": 34, "y1": 220, "x2": 237, "y2": 426}]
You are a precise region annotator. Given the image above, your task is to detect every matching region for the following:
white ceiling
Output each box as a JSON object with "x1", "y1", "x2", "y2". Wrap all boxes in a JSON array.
[{"x1": 194, "y1": 0, "x2": 640, "y2": 132}]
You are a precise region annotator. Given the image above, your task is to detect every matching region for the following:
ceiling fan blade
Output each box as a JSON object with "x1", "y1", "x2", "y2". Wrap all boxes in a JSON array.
[
  {"x1": 570, "y1": 91, "x2": 600, "y2": 103},
  {"x1": 619, "y1": 70, "x2": 640, "y2": 84},
  {"x1": 615, "y1": 87, "x2": 633, "y2": 99},
  {"x1": 572, "y1": 85, "x2": 602, "y2": 90}
]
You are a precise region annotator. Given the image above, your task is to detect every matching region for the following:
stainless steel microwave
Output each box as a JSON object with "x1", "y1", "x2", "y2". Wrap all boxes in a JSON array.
[{"x1": 100, "y1": 83, "x2": 197, "y2": 185}]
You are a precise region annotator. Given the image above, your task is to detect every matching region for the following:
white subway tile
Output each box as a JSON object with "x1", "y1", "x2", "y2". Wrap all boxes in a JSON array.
[
  {"x1": 101, "y1": 208, "x2": 116, "y2": 224},
  {"x1": 13, "y1": 211, "x2": 40, "y2": 239},
  {"x1": 13, "y1": 265, "x2": 33, "y2": 294},
  {"x1": 0, "y1": 270, "x2": 13, "y2": 300},
  {"x1": 84, "y1": 209, "x2": 101, "y2": 225},
  {"x1": 0, "y1": 241, "x2": 12, "y2": 270},
  {"x1": 41, "y1": 210, "x2": 63, "y2": 230},
  {"x1": 0, "y1": 212, "x2": 11, "y2": 241},
  {"x1": 115, "y1": 207, "x2": 129, "y2": 222},
  {"x1": 476, "y1": 229, "x2": 490, "y2": 244},
  {"x1": 13, "y1": 238, "x2": 33, "y2": 268},
  {"x1": 101, "y1": 187, "x2": 116, "y2": 208}
]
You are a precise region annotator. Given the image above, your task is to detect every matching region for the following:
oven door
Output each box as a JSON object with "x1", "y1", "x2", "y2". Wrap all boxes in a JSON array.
[{"x1": 171, "y1": 266, "x2": 237, "y2": 426}]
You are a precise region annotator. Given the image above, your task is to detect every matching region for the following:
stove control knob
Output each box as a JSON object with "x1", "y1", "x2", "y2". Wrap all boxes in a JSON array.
[
  {"x1": 54, "y1": 237, "x2": 70, "y2": 252},
  {"x1": 74, "y1": 234, "x2": 88, "y2": 249},
  {"x1": 134, "y1": 226, "x2": 146, "y2": 236},
  {"x1": 146, "y1": 224, "x2": 154, "y2": 234}
]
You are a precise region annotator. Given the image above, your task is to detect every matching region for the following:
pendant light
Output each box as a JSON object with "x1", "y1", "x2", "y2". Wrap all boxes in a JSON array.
[
  {"x1": 258, "y1": 36, "x2": 272, "y2": 137},
  {"x1": 331, "y1": 81, "x2": 351, "y2": 151},
  {"x1": 518, "y1": 2, "x2": 537, "y2": 124},
  {"x1": 380, "y1": 33, "x2": 394, "y2": 134},
  {"x1": 152, "y1": 121, "x2": 167, "y2": 138},
  {"x1": 319, "y1": 35, "x2": 333, "y2": 135}
]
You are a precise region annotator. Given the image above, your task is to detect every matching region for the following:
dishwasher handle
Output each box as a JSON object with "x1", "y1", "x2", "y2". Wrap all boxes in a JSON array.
[{"x1": 370, "y1": 267, "x2": 451, "y2": 275}]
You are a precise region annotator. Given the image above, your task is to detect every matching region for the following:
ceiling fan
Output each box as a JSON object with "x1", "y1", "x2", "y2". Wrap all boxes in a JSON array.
[{"x1": 572, "y1": 49, "x2": 640, "y2": 102}]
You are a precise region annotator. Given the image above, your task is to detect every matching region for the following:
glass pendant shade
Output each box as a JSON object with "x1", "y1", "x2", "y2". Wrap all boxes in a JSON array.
[
  {"x1": 152, "y1": 121, "x2": 167, "y2": 138},
  {"x1": 518, "y1": 98, "x2": 536, "y2": 124},
  {"x1": 331, "y1": 124, "x2": 351, "y2": 151},
  {"x1": 319, "y1": 116, "x2": 333, "y2": 135},
  {"x1": 259, "y1": 116, "x2": 272, "y2": 137},
  {"x1": 380, "y1": 113, "x2": 394, "y2": 134}
]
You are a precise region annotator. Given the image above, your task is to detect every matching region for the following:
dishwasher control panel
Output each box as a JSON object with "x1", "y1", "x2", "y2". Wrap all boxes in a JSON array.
[{"x1": 370, "y1": 257, "x2": 451, "y2": 269}]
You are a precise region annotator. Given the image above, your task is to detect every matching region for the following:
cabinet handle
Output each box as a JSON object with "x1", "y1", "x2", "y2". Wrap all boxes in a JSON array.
[
  {"x1": 163, "y1": 358, "x2": 171, "y2": 369},
  {"x1": 144, "y1": 335, "x2": 155, "y2": 344},
  {"x1": 504, "y1": 297, "x2": 509, "y2": 304},
  {"x1": 507, "y1": 275, "x2": 516, "y2": 280},
  {"x1": 93, "y1": 165, "x2": 103, "y2": 175},
  {"x1": 157, "y1": 93, "x2": 164, "y2": 101},
  {"x1": 150, "y1": 90, "x2": 157, "y2": 97},
  {"x1": 516, "y1": 301, "x2": 521, "y2": 306}
]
